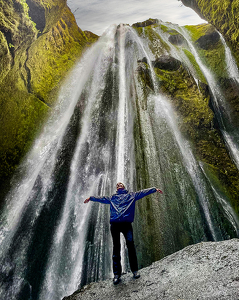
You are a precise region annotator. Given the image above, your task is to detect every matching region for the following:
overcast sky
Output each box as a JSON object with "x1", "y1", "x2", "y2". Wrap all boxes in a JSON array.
[{"x1": 67, "y1": 0, "x2": 206, "y2": 36}]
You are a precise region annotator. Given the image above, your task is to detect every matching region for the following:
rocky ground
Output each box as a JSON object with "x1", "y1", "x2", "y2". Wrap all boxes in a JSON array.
[{"x1": 63, "y1": 239, "x2": 239, "y2": 300}]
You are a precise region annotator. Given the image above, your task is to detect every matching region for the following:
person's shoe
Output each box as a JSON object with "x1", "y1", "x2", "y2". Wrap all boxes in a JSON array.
[
  {"x1": 113, "y1": 275, "x2": 121, "y2": 285},
  {"x1": 133, "y1": 271, "x2": 140, "y2": 279}
]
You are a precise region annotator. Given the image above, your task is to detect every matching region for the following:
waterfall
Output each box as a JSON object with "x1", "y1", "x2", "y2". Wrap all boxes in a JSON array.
[
  {"x1": 0, "y1": 23, "x2": 239, "y2": 300},
  {"x1": 220, "y1": 33, "x2": 239, "y2": 82},
  {"x1": 177, "y1": 27, "x2": 239, "y2": 170}
]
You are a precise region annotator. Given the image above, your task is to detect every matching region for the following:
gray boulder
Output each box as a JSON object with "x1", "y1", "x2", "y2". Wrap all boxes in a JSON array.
[{"x1": 63, "y1": 239, "x2": 239, "y2": 300}]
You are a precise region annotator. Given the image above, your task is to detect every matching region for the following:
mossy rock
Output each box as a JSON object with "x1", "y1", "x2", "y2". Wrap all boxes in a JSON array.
[
  {"x1": 132, "y1": 18, "x2": 159, "y2": 28},
  {"x1": 168, "y1": 33, "x2": 186, "y2": 46},
  {"x1": 185, "y1": 24, "x2": 226, "y2": 80},
  {"x1": 134, "y1": 24, "x2": 171, "y2": 57},
  {"x1": 0, "y1": 74, "x2": 49, "y2": 180},
  {"x1": 182, "y1": 48, "x2": 207, "y2": 83},
  {"x1": 181, "y1": 0, "x2": 239, "y2": 66},
  {"x1": 195, "y1": 31, "x2": 220, "y2": 50}
]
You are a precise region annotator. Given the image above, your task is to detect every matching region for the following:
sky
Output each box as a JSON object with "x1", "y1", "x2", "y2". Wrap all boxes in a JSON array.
[{"x1": 67, "y1": 0, "x2": 206, "y2": 36}]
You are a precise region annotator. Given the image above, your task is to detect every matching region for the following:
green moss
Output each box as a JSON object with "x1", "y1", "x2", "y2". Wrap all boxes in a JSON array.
[
  {"x1": 160, "y1": 24, "x2": 170, "y2": 33},
  {"x1": 27, "y1": 6, "x2": 91, "y2": 104},
  {"x1": 0, "y1": 75, "x2": 49, "y2": 179},
  {"x1": 0, "y1": 32, "x2": 12, "y2": 82},
  {"x1": 186, "y1": 0, "x2": 239, "y2": 66},
  {"x1": 136, "y1": 25, "x2": 171, "y2": 56},
  {"x1": 184, "y1": 23, "x2": 213, "y2": 42},
  {"x1": 183, "y1": 48, "x2": 206, "y2": 83},
  {"x1": 134, "y1": 26, "x2": 143, "y2": 35},
  {"x1": 201, "y1": 45, "x2": 226, "y2": 78},
  {"x1": 185, "y1": 24, "x2": 227, "y2": 79},
  {"x1": 196, "y1": 0, "x2": 239, "y2": 44}
]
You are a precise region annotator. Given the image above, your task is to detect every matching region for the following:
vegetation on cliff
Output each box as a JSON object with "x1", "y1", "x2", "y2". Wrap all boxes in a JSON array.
[
  {"x1": 181, "y1": 0, "x2": 239, "y2": 63},
  {"x1": 0, "y1": 0, "x2": 98, "y2": 189},
  {"x1": 134, "y1": 20, "x2": 239, "y2": 217}
]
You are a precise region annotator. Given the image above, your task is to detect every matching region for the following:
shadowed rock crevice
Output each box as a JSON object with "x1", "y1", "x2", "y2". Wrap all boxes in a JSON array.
[
  {"x1": 26, "y1": 0, "x2": 46, "y2": 33},
  {"x1": 0, "y1": 29, "x2": 15, "y2": 59}
]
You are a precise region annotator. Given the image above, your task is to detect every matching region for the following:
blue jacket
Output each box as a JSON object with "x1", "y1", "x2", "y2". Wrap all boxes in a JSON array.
[{"x1": 90, "y1": 187, "x2": 157, "y2": 223}]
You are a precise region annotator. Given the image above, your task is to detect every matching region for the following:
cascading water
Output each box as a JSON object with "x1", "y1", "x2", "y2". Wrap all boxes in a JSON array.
[
  {"x1": 0, "y1": 23, "x2": 239, "y2": 300},
  {"x1": 177, "y1": 26, "x2": 239, "y2": 170}
]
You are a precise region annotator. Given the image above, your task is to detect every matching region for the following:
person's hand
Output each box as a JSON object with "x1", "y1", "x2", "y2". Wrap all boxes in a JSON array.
[
  {"x1": 156, "y1": 188, "x2": 163, "y2": 194},
  {"x1": 84, "y1": 197, "x2": 90, "y2": 203}
]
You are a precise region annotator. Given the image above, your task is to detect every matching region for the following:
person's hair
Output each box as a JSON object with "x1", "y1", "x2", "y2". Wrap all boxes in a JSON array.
[{"x1": 116, "y1": 182, "x2": 125, "y2": 189}]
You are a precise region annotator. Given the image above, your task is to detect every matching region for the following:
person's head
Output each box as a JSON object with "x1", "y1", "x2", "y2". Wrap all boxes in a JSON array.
[{"x1": 116, "y1": 182, "x2": 125, "y2": 191}]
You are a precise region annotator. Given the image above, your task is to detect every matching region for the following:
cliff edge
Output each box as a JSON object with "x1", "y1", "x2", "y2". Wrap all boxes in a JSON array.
[{"x1": 63, "y1": 239, "x2": 239, "y2": 300}]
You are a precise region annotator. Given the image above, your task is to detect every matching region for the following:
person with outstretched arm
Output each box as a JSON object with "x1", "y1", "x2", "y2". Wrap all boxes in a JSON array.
[{"x1": 84, "y1": 182, "x2": 163, "y2": 285}]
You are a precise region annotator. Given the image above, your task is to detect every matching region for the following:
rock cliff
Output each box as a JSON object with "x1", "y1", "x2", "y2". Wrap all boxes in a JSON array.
[
  {"x1": 63, "y1": 239, "x2": 239, "y2": 300},
  {"x1": 0, "y1": 0, "x2": 97, "y2": 196},
  {"x1": 181, "y1": 0, "x2": 239, "y2": 62}
]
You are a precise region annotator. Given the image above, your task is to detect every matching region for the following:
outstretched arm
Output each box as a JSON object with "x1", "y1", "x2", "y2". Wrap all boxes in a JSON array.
[
  {"x1": 84, "y1": 195, "x2": 111, "y2": 204},
  {"x1": 135, "y1": 187, "x2": 163, "y2": 201}
]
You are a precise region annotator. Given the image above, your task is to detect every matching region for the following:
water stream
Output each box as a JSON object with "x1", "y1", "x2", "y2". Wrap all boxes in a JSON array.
[
  {"x1": 178, "y1": 26, "x2": 239, "y2": 169},
  {"x1": 0, "y1": 24, "x2": 239, "y2": 300}
]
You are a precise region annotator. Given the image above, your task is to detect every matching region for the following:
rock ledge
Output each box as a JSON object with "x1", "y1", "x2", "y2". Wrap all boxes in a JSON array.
[{"x1": 63, "y1": 239, "x2": 239, "y2": 300}]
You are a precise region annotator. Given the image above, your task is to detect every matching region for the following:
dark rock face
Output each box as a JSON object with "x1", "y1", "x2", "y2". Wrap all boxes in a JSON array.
[
  {"x1": 26, "y1": 0, "x2": 46, "y2": 32},
  {"x1": 219, "y1": 78, "x2": 239, "y2": 110},
  {"x1": 168, "y1": 33, "x2": 185, "y2": 46},
  {"x1": 219, "y1": 77, "x2": 239, "y2": 125},
  {"x1": 196, "y1": 31, "x2": 220, "y2": 50},
  {"x1": 181, "y1": 0, "x2": 205, "y2": 19},
  {"x1": 132, "y1": 19, "x2": 158, "y2": 28},
  {"x1": 153, "y1": 55, "x2": 181, "y2": 71},
  {"x1": 63, "y1": 239, "x2": 239, "y2": 300}
]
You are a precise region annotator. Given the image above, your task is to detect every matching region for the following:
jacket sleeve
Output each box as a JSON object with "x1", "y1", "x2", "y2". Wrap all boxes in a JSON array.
[
  {"x1": 134, "y1": 187, "x2": 157, "y2": 201},
  {"x1": 90, "y1": 196, "x2": 111, "y2": 204}
]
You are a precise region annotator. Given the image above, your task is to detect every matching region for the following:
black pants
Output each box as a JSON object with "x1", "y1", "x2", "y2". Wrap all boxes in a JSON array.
[{"x1": 110, "y1": 222, "x2": 138, "y2": 276}]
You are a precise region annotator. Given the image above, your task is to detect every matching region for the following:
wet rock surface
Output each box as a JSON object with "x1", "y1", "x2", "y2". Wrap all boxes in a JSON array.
[
  {"x1": 168, "y1": 33, "x2": 186, "y2": 46},
  {"x1": 196, "y1": 31, "x2": 220, "y2": 50},
  {"x1": 153, "y1": 55, "x2": 181, "y2": 71},
  {"x1": 63, "y1": 239, "x2": 239, "y2": 300},
  {"x1": 132, "y1": 19, "x2": 159, "y2": 28}
]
